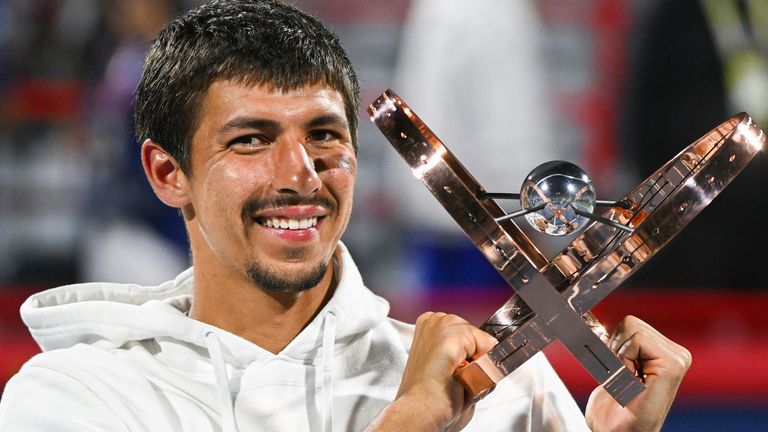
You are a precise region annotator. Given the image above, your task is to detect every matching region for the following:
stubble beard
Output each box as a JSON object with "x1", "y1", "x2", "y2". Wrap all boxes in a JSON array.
[{"x1": 246, "y1": 259, "x2": 328, "y2": 294}]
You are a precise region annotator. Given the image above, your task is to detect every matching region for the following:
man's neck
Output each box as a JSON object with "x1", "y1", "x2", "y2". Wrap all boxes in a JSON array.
[{"x1": 188, "y1": 257, "x2": 337, "y2": 354}]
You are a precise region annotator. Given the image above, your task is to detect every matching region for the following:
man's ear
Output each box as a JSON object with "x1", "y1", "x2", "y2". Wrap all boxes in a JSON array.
[{"x1": 141, "y1": 139, "x2": 191, "y2": 208}]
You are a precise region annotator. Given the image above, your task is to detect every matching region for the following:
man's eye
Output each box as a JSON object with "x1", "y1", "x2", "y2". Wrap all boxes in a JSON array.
[
  {"x1": 229, "y1": 135, "x2": 269, "y2": 149},
  {"x1": 307, "y1": 130, "x2": 337, "y2": 142}
]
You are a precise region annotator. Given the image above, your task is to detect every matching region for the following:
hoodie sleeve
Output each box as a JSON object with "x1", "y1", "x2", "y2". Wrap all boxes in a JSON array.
[
  {"x1": 466, "y1": 353, "x2": 589, "y2": 431},
  {"x1": 0, "y1": 365, "x2": 129, "y2": 431}
]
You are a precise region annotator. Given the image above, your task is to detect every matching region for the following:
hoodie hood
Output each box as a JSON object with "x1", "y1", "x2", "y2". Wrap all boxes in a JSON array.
[{"x1": 20, "y1": 242, "x2": 390, "y2": 364}]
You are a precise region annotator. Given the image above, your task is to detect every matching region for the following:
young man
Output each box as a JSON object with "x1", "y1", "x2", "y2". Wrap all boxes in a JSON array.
[{"x1": 0, "y1": 1, "x2": 690, "y2": 431}]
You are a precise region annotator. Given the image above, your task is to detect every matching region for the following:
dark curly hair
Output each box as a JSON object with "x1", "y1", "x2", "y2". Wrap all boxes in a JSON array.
[{"x1": 134, "y1": 0, "x2": 359, "y2": 172}]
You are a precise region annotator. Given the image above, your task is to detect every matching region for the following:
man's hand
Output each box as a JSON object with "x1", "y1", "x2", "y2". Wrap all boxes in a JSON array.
[
  {"x1": 365, "y1": 312, "x2": 498, "y2": 432},
  {"x1": 585, "y1": 315, "x2": 692, "y2": 432}
]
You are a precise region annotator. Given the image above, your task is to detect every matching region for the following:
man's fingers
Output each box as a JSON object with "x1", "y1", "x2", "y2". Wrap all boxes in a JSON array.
[
  {"x1": 608, "y1": 315, "x2": 692, "y2": 379},
  {"x1": 469, "y1": 326, "x2": 498, "y2": 360},
  {"x1": 414, "y1": 312, "x2": 497, "y2": 364}
]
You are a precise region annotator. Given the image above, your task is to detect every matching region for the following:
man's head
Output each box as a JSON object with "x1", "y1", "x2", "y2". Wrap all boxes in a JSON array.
[
  {"x1": 135, "y1": 0, "x2": 359, "y2": 173},
  {"x1": 138, "y1": 0, "x2": 359, "y2": 294}
]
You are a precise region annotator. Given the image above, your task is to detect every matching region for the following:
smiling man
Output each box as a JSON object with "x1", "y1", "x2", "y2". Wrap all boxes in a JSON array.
[
  {"x1": 153, "y1": 80, "x2": 359, "y2": 354},
  {"x1": 0, "y1": 1, "x2": 690, "y2": 431}
]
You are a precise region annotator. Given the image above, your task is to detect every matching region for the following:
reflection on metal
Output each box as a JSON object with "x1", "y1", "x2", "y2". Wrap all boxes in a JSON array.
[
  {"x1": 369, "y1": 89, "x2": 765, "y2": 406},
  {"x1": 519, "y1": 160, "x2": 596, "y2": 236}
]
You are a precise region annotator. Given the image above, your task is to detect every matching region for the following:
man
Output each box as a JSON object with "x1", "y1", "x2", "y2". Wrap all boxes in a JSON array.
[{"x1": 0, "y1": 1, "x2": 691, "y2": 431}]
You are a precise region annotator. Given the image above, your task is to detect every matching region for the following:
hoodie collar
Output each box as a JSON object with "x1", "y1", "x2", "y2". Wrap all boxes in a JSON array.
[
  {"x1": 279, "y1": 243, "x2": 389, "y2": 359},
  {"x1": 20, "y1": 242, "x2": 390, "y2": 365}
]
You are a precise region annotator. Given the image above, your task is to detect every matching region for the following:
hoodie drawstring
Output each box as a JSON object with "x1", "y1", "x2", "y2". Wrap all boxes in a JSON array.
[
  {"x1": 320, "y1": 311, "x2": 337, "y2": 432},
  {"x1": 205, "y1": 331, "x2": 238, "y2": 432},
  {"x1": 203, "y1": 312, "x2": 335, "y2": 432}
]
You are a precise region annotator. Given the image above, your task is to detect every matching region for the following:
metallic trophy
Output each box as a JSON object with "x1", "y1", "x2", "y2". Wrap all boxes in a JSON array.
[{"x1": 368, "y1": 89, "x2": 765, "y2": 406}]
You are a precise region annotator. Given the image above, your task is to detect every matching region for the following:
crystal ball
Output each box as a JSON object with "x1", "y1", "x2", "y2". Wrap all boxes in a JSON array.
[{"x1": 520, "y1": 161, "x2": 596, "y2": 236}]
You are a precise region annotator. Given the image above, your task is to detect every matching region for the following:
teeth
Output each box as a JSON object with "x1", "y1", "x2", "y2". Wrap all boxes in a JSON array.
[{"x1": 261, "y1": 217, "x2": 318, "y2": 230}]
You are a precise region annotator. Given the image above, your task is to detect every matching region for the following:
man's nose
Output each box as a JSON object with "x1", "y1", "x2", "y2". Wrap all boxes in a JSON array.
[{"x1": 271, "y1": 140, "x2": 321, "y2": 196}]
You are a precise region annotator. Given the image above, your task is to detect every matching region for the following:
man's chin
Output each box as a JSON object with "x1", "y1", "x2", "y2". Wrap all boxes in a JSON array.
[{"x1": 246, "y1": 260, "x2": 328, "y2": 294}]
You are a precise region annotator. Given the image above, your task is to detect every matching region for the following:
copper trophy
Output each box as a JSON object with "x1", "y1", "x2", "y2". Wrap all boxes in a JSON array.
[{"x1": 369, "y1": 89, "x2": 765, "y2": 406}]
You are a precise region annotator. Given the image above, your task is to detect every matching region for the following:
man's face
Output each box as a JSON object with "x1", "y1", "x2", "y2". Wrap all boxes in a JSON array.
[{"x1": 184, "y1": 80, "x2": 356, "y2": 292}]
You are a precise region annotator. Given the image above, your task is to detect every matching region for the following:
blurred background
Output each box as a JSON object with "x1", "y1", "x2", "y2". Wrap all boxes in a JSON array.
[{"x1": 1, "y1": 0, "x2": 767, "y2": 429}]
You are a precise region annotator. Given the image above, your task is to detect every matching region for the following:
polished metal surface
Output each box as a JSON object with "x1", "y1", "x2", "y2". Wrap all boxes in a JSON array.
[
  {"x1": 368, "y1": 89, "x2": 765, "y2": 406},
  {"x1": 520, "y1": 160, "x2": 596, "y2": 236}
]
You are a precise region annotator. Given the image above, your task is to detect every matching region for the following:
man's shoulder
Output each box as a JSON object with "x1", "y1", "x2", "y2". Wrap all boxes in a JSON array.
[
  {"x1": 0, "y1": 341, "x2": 198, "y2": 431},
  {"x1": 15, "y1": 342, "x2": 152, "y2": 390},
  {"x1": 0, "y1": 345, "x2": 131, "y2": 430}
]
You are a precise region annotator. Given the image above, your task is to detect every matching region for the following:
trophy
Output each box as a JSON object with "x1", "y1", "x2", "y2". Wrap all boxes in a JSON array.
[{"x1": 368, "y1": 89, "x2": 765, "y2": 406}]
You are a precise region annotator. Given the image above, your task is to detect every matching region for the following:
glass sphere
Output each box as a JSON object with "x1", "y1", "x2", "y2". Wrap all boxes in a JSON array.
[{"x1": 520, "y1": 161, "x2": 596, "y2": 236}]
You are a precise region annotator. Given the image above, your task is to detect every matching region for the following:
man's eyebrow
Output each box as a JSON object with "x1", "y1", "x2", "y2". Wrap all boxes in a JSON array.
[
  {"x1": 306, "y1": 113, "x2": 348, "y2": 129},
  {"x1": 217, "y1": 117, "x2": 280, "y2": 136}
]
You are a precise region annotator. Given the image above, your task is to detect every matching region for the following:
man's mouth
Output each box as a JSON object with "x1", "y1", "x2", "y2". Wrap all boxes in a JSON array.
[{"x1": 258, "y1": 216, "x2": 320, "y2": 230}]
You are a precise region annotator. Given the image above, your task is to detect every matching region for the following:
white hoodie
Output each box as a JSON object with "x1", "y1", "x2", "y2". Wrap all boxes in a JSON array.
[{"x1": 0, "y1": 244, "x2": 588, "y2": 431}]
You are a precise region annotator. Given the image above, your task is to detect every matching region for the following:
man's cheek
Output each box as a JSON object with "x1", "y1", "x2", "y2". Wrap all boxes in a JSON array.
[
  {"x1": 315, "y1": 152, "x2": 356, "y2": 174},
  {"x1": 334, "y1": 153, "x2": 355, "y2": 173}
]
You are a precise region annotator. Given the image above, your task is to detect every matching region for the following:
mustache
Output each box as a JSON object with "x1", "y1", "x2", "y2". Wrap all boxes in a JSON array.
[{"x1": 243, "y1": 195, "x2": 336, "y2": 216}]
